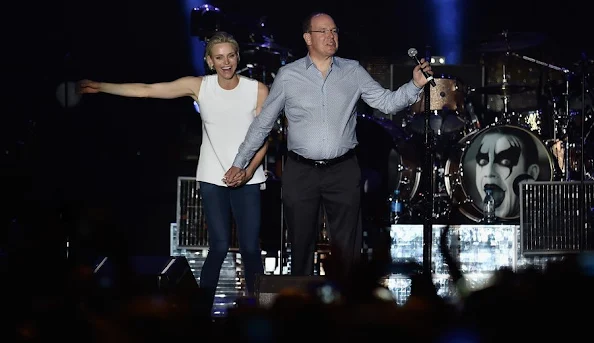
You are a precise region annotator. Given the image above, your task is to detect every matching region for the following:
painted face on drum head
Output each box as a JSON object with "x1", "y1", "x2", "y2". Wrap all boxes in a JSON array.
[{"x1": 475, "y1": 131, "x2": 540, "y2": 217}]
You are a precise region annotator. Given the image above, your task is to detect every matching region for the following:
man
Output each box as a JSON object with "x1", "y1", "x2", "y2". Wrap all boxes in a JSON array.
[
  {"x1": 473, "y1": 127, "x2": 541, "y2": 218},
  {"x1": 224, "y1": 12, "x2": 433, "y2": 276}
]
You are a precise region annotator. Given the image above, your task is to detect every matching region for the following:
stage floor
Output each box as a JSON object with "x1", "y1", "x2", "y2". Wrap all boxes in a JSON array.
[{"x1": 170, "y1": 223, "x2": 566, "y2": 316}]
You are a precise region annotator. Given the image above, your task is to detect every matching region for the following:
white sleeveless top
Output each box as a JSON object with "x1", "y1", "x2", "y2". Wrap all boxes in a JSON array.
[{"x1": 196, "y1": 75, "x2": 266, "y2": 186}]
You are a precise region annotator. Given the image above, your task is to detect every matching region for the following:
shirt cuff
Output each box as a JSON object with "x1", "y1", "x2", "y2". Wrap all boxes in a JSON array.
[
  {"x1": 410, "y1": 78, "x2": 423, "y2": 91},
  {"x1": 232, "y1": 156, "x2": 247, "y2": 169},
  {"x1": 405, "y1": 79, "x2": 424, "y2": 104}
]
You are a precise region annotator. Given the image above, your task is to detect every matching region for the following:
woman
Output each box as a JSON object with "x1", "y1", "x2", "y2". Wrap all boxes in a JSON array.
[{"x1": 78, "y1": 32, "x2": 269, "y2": 314}]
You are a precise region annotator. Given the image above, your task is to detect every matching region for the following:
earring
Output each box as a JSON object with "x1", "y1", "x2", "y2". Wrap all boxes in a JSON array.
[{"x1": 209, "y1": 65, "x2": 214, "y2": 71}]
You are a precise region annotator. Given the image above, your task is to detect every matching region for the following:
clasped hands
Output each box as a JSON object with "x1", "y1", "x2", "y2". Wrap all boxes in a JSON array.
[{"x1": 223, "y1": 166, "x2": 249, "y2": 188}]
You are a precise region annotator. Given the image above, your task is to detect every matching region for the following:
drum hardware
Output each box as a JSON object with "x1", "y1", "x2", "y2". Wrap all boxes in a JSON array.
[
  {"x1": 509, "y1": 52, "x2": 575, "y2": 180},
  {"x1": 510, "y1": 52, "x2": 571, "y2": 74},
  {"x1": 511, "y1": 51, "x2": 572, "y2": 138},
  {"x1": 476, "y1": 31, "x2": 544, "y2": 126},
  {"x1": 238, "y1": 28, "x2": 294, "y2": 271},
  {"x1": 241, "y1": 37, "x2": 292, "y2": 86},
  {"x1": 486, "y1": 56, "x2": 512, "y2": 119},
  {"x1": 432, "y1": 166, "x2": 454, "y2": 220},
  {"x1": 403, "y1": 72, "x2": 480, "y2": 226},
  {"x1": 494, "y1": 60, "x2": 521, "y2": 117},
  {"x1": 471, "y1": 81, "x2": 536, "y2": 128},
  {"x1": 244, "y1": 40, "x2": 292, "y2": 55},
  {"x1": 236, "y1": 63, "x2": 257, "y2": 74},
  {"x1": 481, "y1": 108, "x2": 543, "y2": 135},
  {"x1": 573, "y1": 57, "x2": 594, "y2": 247},
  {"x1": 241, "y1": 31, "x2": 293, "y2": 266},
  {"x1": 357, "y1": 114, "x2": 422, "y2": 200},
  {"x1": 356, "y1": 114, "x2": 423, "y2": 231}
]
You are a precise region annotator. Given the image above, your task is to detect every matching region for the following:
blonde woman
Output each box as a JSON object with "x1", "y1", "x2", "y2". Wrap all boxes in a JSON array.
[{"x1": 78, "y1": 31, "x2": 269, "y2": 315}]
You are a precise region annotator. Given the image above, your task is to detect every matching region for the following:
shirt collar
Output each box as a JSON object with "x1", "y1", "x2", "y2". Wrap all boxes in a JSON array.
[{"x1": 304, "y1": 54, "x2": 340, "y2": 69}]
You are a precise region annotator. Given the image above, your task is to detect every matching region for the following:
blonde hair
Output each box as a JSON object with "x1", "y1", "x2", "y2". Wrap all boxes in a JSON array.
[{"x1": 205, "y1": 31, "x2": 240, "y2": 60}]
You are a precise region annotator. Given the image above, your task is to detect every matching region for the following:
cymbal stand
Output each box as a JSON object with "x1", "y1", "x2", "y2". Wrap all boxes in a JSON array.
[
  {"x1": 510, "y1": 52, "x2": 571, "y2": 73},
  {"x1": 577, "y1": 56, "x2": 590, "y2": 249},
  {"x1": 563, "y1": 77, "x2": 571, "y2": 181},
  {"x1": 500, "y1": 34, "x2": 512, "y2": 121},
  {"x1": 501, "y1": 62, "x2": 511, "y2": 117}
]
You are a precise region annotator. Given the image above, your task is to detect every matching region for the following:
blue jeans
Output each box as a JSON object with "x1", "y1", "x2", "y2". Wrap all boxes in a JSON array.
[{"x1": 198, "y1": 182, "x2": 264, "y2": 297}]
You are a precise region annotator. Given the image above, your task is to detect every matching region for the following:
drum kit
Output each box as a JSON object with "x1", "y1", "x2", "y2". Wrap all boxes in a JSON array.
[{"x1": 358, "y1": 31, "x2": 593, "y2": 224}]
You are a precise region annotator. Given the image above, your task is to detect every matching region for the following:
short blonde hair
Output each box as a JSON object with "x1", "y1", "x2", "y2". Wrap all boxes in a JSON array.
[{"x1": 205, "y1": 31, "x2": 240, "y2": 59}]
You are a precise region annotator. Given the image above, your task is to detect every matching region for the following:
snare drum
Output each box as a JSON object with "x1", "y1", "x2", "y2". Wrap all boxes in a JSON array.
[{"x1": 444, "y1": 124, "x2": 554, "y2": 222}]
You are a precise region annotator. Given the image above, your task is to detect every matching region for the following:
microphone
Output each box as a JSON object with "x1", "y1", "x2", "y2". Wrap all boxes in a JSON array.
[
  {"x1": 408, "y1": 48, "x2": 436, "y2": 87},
  {"x1": 513, "y1": 174, "x2": 534, "y2": 196}
]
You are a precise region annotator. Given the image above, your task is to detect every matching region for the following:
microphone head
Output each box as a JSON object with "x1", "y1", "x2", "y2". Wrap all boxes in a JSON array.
[{"x1": 408, "y1": 48, "x2": 418, "y2": 58}]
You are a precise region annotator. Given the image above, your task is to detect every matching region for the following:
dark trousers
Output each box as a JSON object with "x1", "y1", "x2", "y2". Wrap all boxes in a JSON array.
[
  {"x1": 282, "y1": 154, "x2": 362, "y2": 276},
  {"x1": 198, "y1": 182, "x2": 264, "y2": 300}
]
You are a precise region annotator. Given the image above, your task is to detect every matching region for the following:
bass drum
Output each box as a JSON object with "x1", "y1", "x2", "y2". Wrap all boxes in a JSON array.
[
  {"x1": 356, "y1": 114, "x2": 422, "y2": 216},
  {"x1": 444, "y1": 124, "x2": 555, "y2": 222}
]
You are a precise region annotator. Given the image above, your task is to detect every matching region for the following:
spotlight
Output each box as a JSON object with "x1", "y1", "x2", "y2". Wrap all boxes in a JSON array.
[{"x1": 430, "y1": 56, "x2": 446, "y2": 65}]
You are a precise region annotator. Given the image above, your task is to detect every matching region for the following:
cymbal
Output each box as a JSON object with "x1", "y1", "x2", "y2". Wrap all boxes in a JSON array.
[
  {"x1": 472, "y1": 82, "x2": 534, "y2": 95},
  {"x1": 244, "y1": 41, "x2": 291, "y2": 54},
  {"x1": 479, "y1": 32, "x2": 546, "y2": 53}
]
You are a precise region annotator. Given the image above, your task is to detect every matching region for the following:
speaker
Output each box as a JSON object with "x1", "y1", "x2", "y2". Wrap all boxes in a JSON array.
[
  {"x1": 89, "y1": 255, "x2": 211, "y2": 318},
  {"x1": 86, "y1": 256, "x2": 212, "y2": 337},
  {"x1": 92, "y1": 255, "x2": 198, "y2": 294},
  {"x1": 254, "y1": 274, "x2": 326, "y2": 307}
]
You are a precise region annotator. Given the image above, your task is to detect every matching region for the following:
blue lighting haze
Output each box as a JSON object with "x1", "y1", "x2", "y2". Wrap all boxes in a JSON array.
[
  {"x1": 431, "y1": 0, "x2": 462, "y2": 64},
  {"x1": 180, "y1": 0, "x2": 206, "y2": 75}
]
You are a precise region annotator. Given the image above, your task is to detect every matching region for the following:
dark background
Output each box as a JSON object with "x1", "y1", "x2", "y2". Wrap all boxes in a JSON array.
[{"x1": 3, "y1": 0, "x2": 591, "y2": 262}]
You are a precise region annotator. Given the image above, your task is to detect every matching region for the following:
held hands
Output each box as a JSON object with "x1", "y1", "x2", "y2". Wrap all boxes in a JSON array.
[
  {"x1": 223, "y1": 166, "x2": 251, "y2": 188},
  {"x1": 412, "y1": 58, "x2": 433, "y2": 88},
  {"x1": 77, "y1": 79, "x2": 101, "y2": 94}
]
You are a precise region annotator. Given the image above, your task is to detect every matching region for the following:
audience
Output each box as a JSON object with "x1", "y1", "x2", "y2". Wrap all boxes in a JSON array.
[{"x1": 3, "y1": 233, "x2": 593, "y2": 342}]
